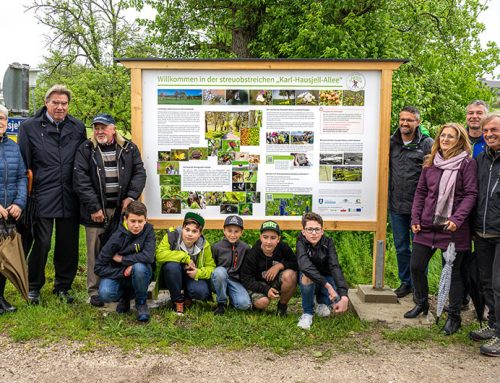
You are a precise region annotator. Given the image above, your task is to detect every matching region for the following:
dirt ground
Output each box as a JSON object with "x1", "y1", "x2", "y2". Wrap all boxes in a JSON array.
[{"x1": 1, "y1": 334, "x2": 499, "y2": 383}]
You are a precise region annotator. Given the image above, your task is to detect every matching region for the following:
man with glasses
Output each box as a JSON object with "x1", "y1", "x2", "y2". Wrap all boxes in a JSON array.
[
  {"x1": 296, "y1": 212, "x2": 349, "y2": 330},
  {"x1": 389, "y1": 106, "x2": 433, "y2": 299},
  {"x1": 18, "y1": 85, "x2": 87, "y2": 304},
  {"x1": 73, "y1": 113, "x2": 146, "y2": 307}
]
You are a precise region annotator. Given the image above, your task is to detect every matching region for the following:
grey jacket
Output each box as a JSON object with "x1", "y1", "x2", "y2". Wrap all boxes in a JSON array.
[
  {"x1": 389, "y1": 127, "x2": 433, "y2": 214},
  {"x1": 211, "y1": 238, "x2": 250, "y2": 280}
]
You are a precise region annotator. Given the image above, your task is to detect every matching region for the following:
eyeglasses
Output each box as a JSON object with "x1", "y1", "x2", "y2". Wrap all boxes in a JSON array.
[
  {"x1": 304, "y1": 227, "x2": 322, "y2": 234},
  {"x1": 0, "y1": 116, "x2": 7, "y2": 121}
]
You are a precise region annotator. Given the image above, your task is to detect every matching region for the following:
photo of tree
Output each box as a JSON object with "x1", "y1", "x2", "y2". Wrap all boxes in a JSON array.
[{"x1": 158, "y1": 89, "x2": 202, "y2": 105}]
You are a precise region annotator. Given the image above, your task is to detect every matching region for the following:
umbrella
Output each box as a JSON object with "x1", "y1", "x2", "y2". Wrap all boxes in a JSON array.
[
  {"x1": 436, "y1": 241, "x2": 456, "y2": 324},
  {"x1": 0, "y1": 221, "x2": 29, "y2": 301},
  {"x1": 17, "y1": 169, "x2": 36, "y2": 255},
  {"x1": 462, "y1": 250, "x2": 485, "y2": 324}
]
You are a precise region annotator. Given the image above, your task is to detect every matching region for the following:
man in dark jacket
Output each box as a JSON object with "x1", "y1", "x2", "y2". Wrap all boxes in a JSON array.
[
  {"x1": 296, "y1": 212, "x2": 349, "y2": 330},
  {"x1": 73, "y1": 113, "x2": 146, "y2": 307},
  {"x1": 389, "y1": 106, "x2": 433, "y2": 298},
  {"x1": 95, "y1": 201, "x2": 155, "y2": 322},
  {"x1": 18, "y1": 85, "x2": 87, "y2": 304},
  {"x1": 240, "y1": 220, "x2": 297, "y2": 316},
  {"x1": 470, "y1": 113, "x2": 500, "y2": 356}
]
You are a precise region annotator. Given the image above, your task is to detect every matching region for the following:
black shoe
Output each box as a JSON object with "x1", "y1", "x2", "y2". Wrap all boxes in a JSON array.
[
  {"x1": 90, "y1": 295, "x2": 104, "y2": 307},
  {"x1": 214, "y1": 303, "x2": 226, "y2": 316},
  {"x1": 53, "y1": 290, "x2": 74, "y2": 304},
  {"x1": 0, "y1": 297, "x2": 16, "y2": 312},
  {"x1": 276, "y1": 302, "x2": 288, "y2": 316},
  {"x1": 135, "y1": 302, "x2": 150, "y2": 322},
  {"x1": 404, "y1": 302, "x2": 429, "y2": 318},
  {"x1": 0, "y1": 307, "x2": 4, "y2": 315},
  {"x1": 28, "y1": 290, "x2": 40, "y2": 305},
  {"x1": 395, "y1": 283, "x2": 412, "y2": 298},
  {"x1": 116, "y1": 297, "x2": 131, "y2": 313},
  {"x1": 443, "y1": 316, "x2": 461, "y2": 335}
]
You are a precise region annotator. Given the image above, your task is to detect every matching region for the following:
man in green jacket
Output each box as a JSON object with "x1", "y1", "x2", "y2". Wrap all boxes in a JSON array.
[{"x1": 156, "y1": 212, "x2": 215, "y2": 315}]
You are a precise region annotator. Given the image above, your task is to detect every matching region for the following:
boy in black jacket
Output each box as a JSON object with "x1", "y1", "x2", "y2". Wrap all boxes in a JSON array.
[
  {"x1": 95, "y1": 201, "x2": 155, "y2": 322},
  {"x1": 240, "y1": 220, "x2": 297, "y2": 316},
  {"x1": 296, "y1": 212, "x2": 349, "y2": 330}
]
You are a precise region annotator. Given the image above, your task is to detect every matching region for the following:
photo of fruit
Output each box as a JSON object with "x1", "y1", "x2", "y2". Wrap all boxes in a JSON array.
[{"x1": 319, "y1": 90, "x2": 343, "y2": 106}]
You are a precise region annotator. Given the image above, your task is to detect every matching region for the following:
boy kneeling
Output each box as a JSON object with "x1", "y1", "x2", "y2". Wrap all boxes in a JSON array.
[
  {"x1": 240, "y1": 220, "x2": 297, "y2": 316},
  {"x1": 95, "y1": 201, "x2": 156, "y2": 322},
  {"x1": 296, "y1": 212, "x2": 349, "y2": 330},
  {"x1": 157, "y1": 212, "x2": 215, "y2": 315}
]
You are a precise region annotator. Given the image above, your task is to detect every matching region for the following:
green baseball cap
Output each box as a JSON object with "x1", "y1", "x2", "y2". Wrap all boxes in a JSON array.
[{"x1": 184, "y1": 212, "x2": 205, "y2": 228}]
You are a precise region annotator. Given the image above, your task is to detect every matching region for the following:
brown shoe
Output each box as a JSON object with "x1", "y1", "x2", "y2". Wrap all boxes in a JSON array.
[{"x1": 175, "y1": 301, "x2": 184, "y2": 315}]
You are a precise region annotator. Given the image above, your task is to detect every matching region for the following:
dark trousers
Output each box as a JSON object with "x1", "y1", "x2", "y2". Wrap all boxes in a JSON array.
[
  {"x1": 389, "y1": 210, "x2": 413, "y2": 286},
  {"x1": 160, "y1": 262, "x2": 211, "y2": 302},
  {"x1": 28, "y1": 216, "x2": 80, "y2": 292},
  {"x1": 476, "y1": 236, "x2": 500, "y2": 336},
  {"x1": 0, "y1": 274, "x2": 6, "y2": 297},
  {"x1": 410, "y1": 242, "x2": 466, "y2": 316}
]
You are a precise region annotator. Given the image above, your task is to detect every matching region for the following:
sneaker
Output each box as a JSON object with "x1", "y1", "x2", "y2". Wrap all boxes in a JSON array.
[
  {"x1": 174, "y1": 301, "x2": 184, "y2": 316},
  {"x1": 480, "y1": 336, "x2": 500, "y2": 357},
  {"x1": 470, "y1": 325, "x2": 496, "y2": 341},
  {"x1": 89, "y1": 295, "x2": 104, "y2": 307},
  {"x1": 116, "y1": 297, "x2": 131, "y2": 313},
  {"x1": 276, "y1": 302, "x2": 288, "y2": 317},
  {"x1": 28, "y1": 290, "x2": 40, "y2": 305},
  {"x1": 394, "y1": 283, "x2": 412, "y2": 298},
  {"x1": 214, "y1": 303, "x2": 226, "y2": 316},
  {"x1": 297, "y1": 313, "x2": 313, "y2": 330},
  {"x1": 184, "y1": 298, "x2": 193, "y2": 309},
  {"x1": 136, "y1": 303, "x2": 150, "y2": 322},
  {"x1": 315, "y1": 303, "x2": 331, "y2": 318}
]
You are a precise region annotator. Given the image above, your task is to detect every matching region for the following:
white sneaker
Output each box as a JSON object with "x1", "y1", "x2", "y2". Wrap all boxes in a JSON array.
[
  {"x1": 297, "y1": 314, "x2": 313, "y2": 330},
  {"x1": 315, "y1": 303, "x2": 331, "y2": 317}
]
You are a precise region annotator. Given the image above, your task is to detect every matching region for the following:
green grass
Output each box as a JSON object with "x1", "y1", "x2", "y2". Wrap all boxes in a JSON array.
[{"x1": 0, "y1": 226, "x2": 450, "y2": 353}]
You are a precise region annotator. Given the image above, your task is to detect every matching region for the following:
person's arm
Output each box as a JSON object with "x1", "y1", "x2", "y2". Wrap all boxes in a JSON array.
[
  {"x1": 94, "y1": 234, "x2": 126, "y2": 279},
  {"x1": 448, "y1": 159, "x2": 478, "y2": 230},
  {"x1": 156, "y1": 232, "x2": 190, "y2": 264},
  {"x1": 121, "y1": 226, "x2": 156, "y2": 266},
  {"x1": 11, "y1": 146, "x2": 28, "y2": 212},
  {"x1": 240, "y1": 250, "x2": 270, "y2": 294},
  {"x1": 411, "y1": 167, "x2": 429, "y2": 228},
  {"x1": 126, "y1": 144, "x2": 147, "y2": 200},
  {"x1": 296, "y1": 239, "x2": 326, "y2": 286},
  {"x1": 325, "y1": 238, "x2": 349, "y2": 297},
  {"x1": 279, "y1": 242, "x2": 297, "y2": 270},
  {"x1": 17, "y1": 122, "x2": 32, "y2": 170},
  {"x1": 194, "y1": 241, "x2": 216, "y2": 280},
  {"x1": 73, "y1": 144, "x2": 102, "y2": 214}
]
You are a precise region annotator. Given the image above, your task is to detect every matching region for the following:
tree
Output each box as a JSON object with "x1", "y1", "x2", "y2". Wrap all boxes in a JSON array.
[{"x1": 135, "y1": 0, "x2": 499, "y2": 127}]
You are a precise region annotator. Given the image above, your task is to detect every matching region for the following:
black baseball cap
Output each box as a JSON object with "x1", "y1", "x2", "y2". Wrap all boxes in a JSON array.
[
  {"x1": 92, "y1": 113, "x2": 116, "y2": 126},
  {"x1": 260, "y1": 220, "x2": 281, "y2": 235}
]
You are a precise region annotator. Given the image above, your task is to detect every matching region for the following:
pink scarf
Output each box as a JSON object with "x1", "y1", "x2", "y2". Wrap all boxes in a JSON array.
[{"x1": 433, "y1": 150, "x2": 468, "y2": 224}]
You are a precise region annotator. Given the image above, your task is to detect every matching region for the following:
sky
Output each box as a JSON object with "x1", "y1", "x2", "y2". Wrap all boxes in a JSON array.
[{"x1": 0, "y1": 0, "x2": 499, "y2": 83}]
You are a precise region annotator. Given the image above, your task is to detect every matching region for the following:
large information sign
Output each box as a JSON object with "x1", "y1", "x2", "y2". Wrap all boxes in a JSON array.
[{"x1": 141, "y1": 69, "x2": 381, "y2": 223}]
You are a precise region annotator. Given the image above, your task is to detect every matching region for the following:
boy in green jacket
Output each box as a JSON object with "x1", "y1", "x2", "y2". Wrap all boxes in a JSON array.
[{"x1": 157, "y1": 212, "x2": 215, "y2": 315}]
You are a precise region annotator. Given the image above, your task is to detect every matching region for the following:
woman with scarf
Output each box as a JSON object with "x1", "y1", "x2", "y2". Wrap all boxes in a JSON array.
[{"x1": 404, "y1": 123, "x2": 477, "y2": 335}]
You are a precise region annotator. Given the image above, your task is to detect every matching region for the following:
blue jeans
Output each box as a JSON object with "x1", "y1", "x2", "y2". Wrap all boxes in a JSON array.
[
  {"x1": 299, "y1": 273, "x2": 338, "y2": 315},
  {"x1": 211, "y1": 266, "x2": 251, "y2": 310},
  {"x1": 389, "y1": 210, "x2": 413, "y2": 286},
  {"x1": 99, "y1": 263, "x2": 151, "y2": 305},
  {"x1": 160, "y1": 262, "x2": 211, "y2": 302}
]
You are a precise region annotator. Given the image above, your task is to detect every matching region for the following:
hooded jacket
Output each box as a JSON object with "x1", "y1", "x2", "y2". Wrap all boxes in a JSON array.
[
  {"x1": 473, "y1": 147, "x2": 500, "y2": 236},
  {"x1": 389, "y1": 127, "x2": 434, "y2": 214},
  {"x1": 411, "y1": 155, "x2": 477, "y2": 251},
  {"x1": 0, "y1": 135, "x2": 27, "y2": 210},
  {"x1": 296, "y1": 233, "x2": 348, "y2": 297},
  {"x1": 156, "y1": 227, "x2": 215, "y2": 285},
  {"x1": 94, "y1": 221, "x2": 155, "y2": 280},
  {"x1": 211, "y1": 237, "x2": 250, "y2": 280},
  {"x1": 73, "y1": 132, "x2": 146, "y2": 226},
  {"x1": 240, "y1": 240, "x2": 297, "y2": 295},
  {"x1": 17, "y1": 106, "x2": 86, "y2": 218}
]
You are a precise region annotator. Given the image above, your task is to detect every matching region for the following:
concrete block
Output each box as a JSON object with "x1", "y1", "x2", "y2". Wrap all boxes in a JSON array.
[{"x1": 356, "y1": 284, "x2": 399, "y2": 304}]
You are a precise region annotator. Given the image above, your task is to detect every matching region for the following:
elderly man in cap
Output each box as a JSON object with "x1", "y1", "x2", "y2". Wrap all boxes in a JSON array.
[
  {"x1": 73, "y1": 113, "x2": 146, "y2": 307},
  {"x1": 240, "y1": 220, "x2": 297, "y2": 316},
  {"x1": 18, "y1": 84, "x2": 87, "y2": 304},
  {"x1": 211, "y1": 215, "x2": 252, "y2": 315}
]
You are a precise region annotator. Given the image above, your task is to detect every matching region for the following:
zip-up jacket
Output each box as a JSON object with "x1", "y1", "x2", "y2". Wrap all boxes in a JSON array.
[
  {"x1": 0, "y1": 135, "x2": 27, "y2": 211},
  {"x1": 156, "y1": 227, "x2": 215, "y2": 284},
  {"x1": 240, "y1": 240, "x2": 297, "y2": 295},
  {"x1": 73, "y1": 133, "x2": 146, "y2": 227},
  {"x1": 473, "y1": 147, "x2": 500, "y2": 236},
  {"x1": 389, "y1": 127, "x2": 434, "y2": 214},
  {"x1": 17, "y1": 107, "x2": 86, "y2": 218},
  {"x1": 94, "y1": 221, "x2": 155, "y2": 279},
  {"x1": 470, "y1": 133, "x2": 486, "y2": 159},
  {"x1": 211, "y1": 238, "x2": 250, "y2": 280},
  {"x1": 296, "y1": 233, "x2": 349, "y2": 297}
]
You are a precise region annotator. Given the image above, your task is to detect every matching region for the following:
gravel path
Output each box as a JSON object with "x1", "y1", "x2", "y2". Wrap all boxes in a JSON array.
[{"x1": 1, "y1": 335, "x2": 499, "y2": 382}]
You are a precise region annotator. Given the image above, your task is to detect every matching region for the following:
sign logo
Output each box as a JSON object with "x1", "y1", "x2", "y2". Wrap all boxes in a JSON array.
[{"x1": 347, "y1": 73, "x2": 366, "y2": 91}]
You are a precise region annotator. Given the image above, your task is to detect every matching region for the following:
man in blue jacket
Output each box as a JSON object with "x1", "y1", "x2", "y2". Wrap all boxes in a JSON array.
[
  {"x1": 465, "y1": 100, "x2": 488, "y2": 159},
  {"x1": 18, "y1": 85, "x2": 87, "y2": 305}
]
